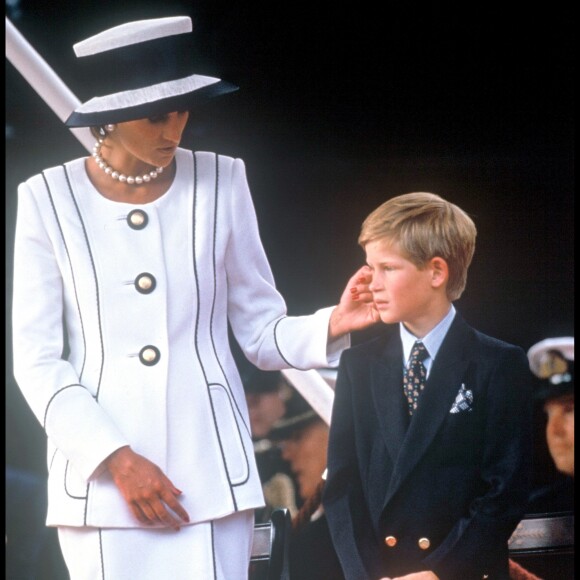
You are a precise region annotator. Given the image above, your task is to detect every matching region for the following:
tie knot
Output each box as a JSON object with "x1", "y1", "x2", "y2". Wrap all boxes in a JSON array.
[{"x1": 410, "y1": 341, "x2": 429, "y2": 363}]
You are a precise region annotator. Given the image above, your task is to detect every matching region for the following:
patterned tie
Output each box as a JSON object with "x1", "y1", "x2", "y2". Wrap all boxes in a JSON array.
[{"x1": 403, "y1": 341, "x2": 429, "y2": 415}]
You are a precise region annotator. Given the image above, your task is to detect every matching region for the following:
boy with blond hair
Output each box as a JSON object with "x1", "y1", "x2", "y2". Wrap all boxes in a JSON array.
[{"x1": 323, "y1": 192, "x2": 532, "y2": 580}]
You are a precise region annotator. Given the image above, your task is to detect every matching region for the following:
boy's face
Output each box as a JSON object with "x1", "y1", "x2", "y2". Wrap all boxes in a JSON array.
[
  {"x1": 544, "y1": 393, "x2": 574, "y2": 476},
  {"x1": 365, "y1": 238, "x2": 444, "y2": 335}
]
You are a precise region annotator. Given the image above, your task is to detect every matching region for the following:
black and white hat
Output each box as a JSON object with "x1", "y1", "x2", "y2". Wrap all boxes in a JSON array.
[
  {"x1": 65, "y1": 16, "x2": 238, "y2": 127},
  {"x1": 527, "y1": 336, "x2": 574, "y2": 401}
]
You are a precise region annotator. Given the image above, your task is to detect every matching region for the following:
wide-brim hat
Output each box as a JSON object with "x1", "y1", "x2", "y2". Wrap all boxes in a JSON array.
[
  {"x1": 527, "y1": 336, "x2": 574, "y2": 401},
  {"x1": 242, "y1": 369, "x2": 282, "y2": 395},
  {"x1": 65, "y1": 16, "x2": 238, "y2": 128},
  {"x1": 241, "y1": 368, "x2": 295, "y2": 399},
  {"x1": 268, "y1": 369, "x2": 336, "y2": 441},
  {"x1": 268, "y1": 389, "x2": 320, "y2": 442}
]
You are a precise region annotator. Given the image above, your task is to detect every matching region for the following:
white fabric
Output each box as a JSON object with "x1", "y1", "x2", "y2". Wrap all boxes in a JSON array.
[
  {"x1": 12, "y1": 148, "x2": 349, "y2": 528},
  {"x1": 58, "y1": 509, "x2": 254, "y2": 580},
  {"x1": 73, "y1": 16, "x2": 192, "y2": 56},
  {"x1": 5, "y1": 18, "x2": 94, "y2": 152}
]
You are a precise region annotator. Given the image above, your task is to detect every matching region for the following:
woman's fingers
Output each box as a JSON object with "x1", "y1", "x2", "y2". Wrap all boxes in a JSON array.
[
  {"x1": 107, "y1": 447, "x2": 190, "y2": 529},
  {"x1": 131, "y1": 489, "x2": 189, "y2": 530},
  {"x1": 349, "y1": 267, "x2": 372, "y2": 300},
  {"x1": 162, "y1": 490, "x2": 190, "y2": 524},
  {"x1": 148, "y1": 498, "x2": 185, "y2": 530}
]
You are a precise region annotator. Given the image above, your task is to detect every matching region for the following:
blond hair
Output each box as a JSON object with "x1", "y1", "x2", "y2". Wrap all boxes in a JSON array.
[{"x1": 358, "y1": 192, "x2": 477, "y2": 301}]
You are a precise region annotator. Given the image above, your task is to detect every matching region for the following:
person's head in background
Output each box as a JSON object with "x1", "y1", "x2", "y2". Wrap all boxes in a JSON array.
[
  {"x1": 270, "y1": 388, "x2": 329, "y2": 502},
  {"x1": 242, "y1": 368, "x2": 292, "y2": 440},
  {"x1": 528, "y1": 337, "x2": 574, "y2": 477}
]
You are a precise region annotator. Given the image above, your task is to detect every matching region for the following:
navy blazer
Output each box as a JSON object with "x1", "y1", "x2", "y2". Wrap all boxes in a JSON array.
[{"x1": 323, "y1": 314, "x2": 532, "y2": 580}]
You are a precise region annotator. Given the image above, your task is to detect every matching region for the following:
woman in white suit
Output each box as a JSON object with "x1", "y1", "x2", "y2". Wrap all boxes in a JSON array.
[{"x1": 11, "y1": 15, "x2": 378, "y2": 580}]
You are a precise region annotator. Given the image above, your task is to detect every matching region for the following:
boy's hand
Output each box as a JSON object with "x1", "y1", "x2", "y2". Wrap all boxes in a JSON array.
[{"x1": 329, "y1": 265, "x2": 380, "y2": 338}]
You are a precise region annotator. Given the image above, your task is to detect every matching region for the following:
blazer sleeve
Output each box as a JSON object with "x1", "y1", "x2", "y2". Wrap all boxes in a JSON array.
[
  {"x1": 223, "y1": 157, "x2": 349, "y2": 370},
  {"x1": 12, "y1": 181, "x2": 129, "y2": 481},
  {"x1": 323, "y1": 355, "x2": 381, "y2": 580},
  {"x1": 426, "y1": 344, "x2": 533, "y2": 579}
]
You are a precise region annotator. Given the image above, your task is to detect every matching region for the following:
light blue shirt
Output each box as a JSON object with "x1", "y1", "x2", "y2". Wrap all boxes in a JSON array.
[{"x1": 400, "y1": 304, "x2": 456, "y2": 378}]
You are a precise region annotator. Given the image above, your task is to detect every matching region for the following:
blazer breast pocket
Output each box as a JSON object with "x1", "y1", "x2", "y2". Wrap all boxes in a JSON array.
[{"x1": 449, "y1": 383, "x2": 474, "y2": 414}]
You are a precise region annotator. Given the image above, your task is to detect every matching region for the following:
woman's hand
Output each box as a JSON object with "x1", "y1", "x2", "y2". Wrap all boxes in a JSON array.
[
  {"x1": 105, "y1": 446, "x2": 190, "y2": 531},
  {"x1": 329, "y1": 265, "x2": 380, "y2": 338}
]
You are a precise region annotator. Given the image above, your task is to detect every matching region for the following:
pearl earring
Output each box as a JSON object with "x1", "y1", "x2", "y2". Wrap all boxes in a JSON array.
[{"x1": 105, "y1": 124, "x2": 116, "y2": 133}]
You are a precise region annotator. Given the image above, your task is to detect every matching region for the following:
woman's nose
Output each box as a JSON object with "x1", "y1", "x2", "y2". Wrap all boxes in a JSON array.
[{"x1": 165, "y1": 112, "x2": 188, "y2": 142}]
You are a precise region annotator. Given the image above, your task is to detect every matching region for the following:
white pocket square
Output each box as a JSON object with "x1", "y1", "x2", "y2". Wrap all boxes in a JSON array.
[{"x1": 450, "y1": 383, "x2": 473, "y2": 413}]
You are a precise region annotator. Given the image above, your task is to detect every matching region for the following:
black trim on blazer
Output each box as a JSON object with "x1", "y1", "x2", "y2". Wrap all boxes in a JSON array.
[
  {"x1": 211, "y1": 521, "x2": 217, "y2": 580},
  {"x1": 98, "y1": 528, "x2": 105, "y2": 579},
  {"x1": 62, "y1": 165, "x2": 104, "y2": 524},
  {"x1": 210, "y1": 156, "x2": 252, "y2": 439},
  {"x1": 210, "y1": 154, "x2": 252, "y2": 486},
  {"x1": 191, "y1": 152, "x2": 238, "y2": 510},
  {"x1": 63, "y1": 165, "x2": 106, "y2": 398},
  {"x1": 273, "y1": 316, "x2": 308, "y2": 370},
  {"x1": 43, "y1": 383, "x2": 87, "y2": 429},
  {"x1": 209, "y1": 383, "x2": 251, "y2": 487},
  {"x1": 211, "y1": 153, "x2": 252, "y2": 491},
  {"x1": 43, "y1": 170, "x2": 89, "y2": 381},
  {"x1": 64, "y1": 460, "x2": 88, "y2": 500}
]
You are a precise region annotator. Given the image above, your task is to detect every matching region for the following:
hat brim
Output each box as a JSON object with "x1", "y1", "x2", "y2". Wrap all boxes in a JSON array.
[
  {"x1": 65, "y1": 78, "x2": 238, "y2": 127},
  {"x1": 269, "y1": 410, "x2": 320, "y2": 441},
  {"x1": 534, "y1": 381, "x2": 574, "y2": 402},
  {"x1": 528, "y1": 337, "x2": 575, "y2": 376}
]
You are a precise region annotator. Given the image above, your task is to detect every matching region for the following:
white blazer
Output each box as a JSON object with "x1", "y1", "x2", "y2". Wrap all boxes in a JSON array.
[{"x1": 12, "y1": 149, "x2": 347, "y2": 527}]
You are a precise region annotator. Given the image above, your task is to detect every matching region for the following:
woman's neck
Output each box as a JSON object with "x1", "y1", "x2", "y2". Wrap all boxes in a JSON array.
[{"x1": 85, "y1": 155, "x2": 176, "y2": 204}]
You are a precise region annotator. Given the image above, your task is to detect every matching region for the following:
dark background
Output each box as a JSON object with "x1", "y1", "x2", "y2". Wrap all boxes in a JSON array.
[{"x1": 5, "y1": 1, "x2": 574, "y2": 577}]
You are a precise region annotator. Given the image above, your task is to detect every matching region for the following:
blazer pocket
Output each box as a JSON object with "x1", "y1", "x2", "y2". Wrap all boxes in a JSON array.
[
  {"x1": 209, "y1": 384, "x2": 250, "y2": 485},
  {"x1": 449, "y1": 383, "x2": 474, "y2": 414},
  {"x1": 49, "y1": 449, "x2": 87, "y2": 500}
]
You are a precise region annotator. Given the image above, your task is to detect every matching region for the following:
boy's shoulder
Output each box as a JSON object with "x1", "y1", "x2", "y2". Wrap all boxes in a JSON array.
[
  {"x1": 343, "y1": 325, "x2": 399, "y2": 363},
  {"x1": 343, "y1": 315, "x2": 526, "y2": 367},
  {"x1": 448, "y1": 315, "x2": 528, "y2": 370},
  {"x1": 469, "y1": 325, "x2": 526, "y2": 357}
]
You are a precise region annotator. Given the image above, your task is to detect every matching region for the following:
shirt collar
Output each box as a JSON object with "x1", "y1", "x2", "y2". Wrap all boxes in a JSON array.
[{"x1": 400, "y1": 304, "x2": 456, "y2": 362}]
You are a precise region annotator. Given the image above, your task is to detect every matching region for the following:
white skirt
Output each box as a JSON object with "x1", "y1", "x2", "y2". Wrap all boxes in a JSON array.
[{"x1": 58, "y1": 509, "x2": 254, "y2": 580}]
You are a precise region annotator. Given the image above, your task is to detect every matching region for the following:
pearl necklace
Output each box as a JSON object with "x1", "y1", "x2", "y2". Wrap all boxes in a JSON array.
[{"x1": 92, "y1": 140, "x2": 164, "y2": 185}]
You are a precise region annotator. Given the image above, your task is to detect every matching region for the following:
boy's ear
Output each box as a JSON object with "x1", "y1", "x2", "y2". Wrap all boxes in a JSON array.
[{"x1": 430, "y1": 257, "x2": 448, "y2": 288}]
